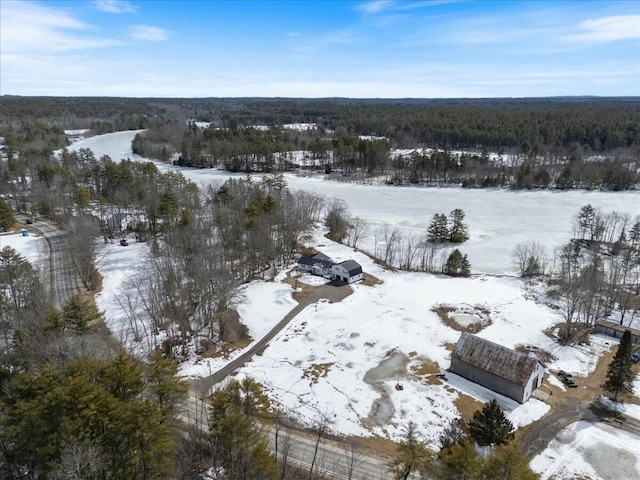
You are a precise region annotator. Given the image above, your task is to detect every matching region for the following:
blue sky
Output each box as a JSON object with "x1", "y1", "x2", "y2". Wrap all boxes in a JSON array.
[{"x1": 1, "y1": 0, "x2": 638, "y2": 97}]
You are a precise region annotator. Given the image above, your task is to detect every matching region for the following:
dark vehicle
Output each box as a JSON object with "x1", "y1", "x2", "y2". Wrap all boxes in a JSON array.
[
  {"x1": 632, "y1": 352, "x2": 640, "y2": 364},
  {"x1": 25, "y1": 218, "x2": 33, "y2": 224},
  {"x1": 120, "y1": 239, "x2": 129, "y2": 247},
  {"x1": 558, "y1": 370, "x2": 577, "y2": 387}
]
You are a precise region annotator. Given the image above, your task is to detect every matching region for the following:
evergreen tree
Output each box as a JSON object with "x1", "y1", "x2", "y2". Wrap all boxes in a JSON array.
[
  {"x1": 438, "y1": 417, "x2": 468, "y2": 453},
  {"x1": 390, "y1": 422, "x2": 431, "y2": 480},
  {"x1": 444, "y1": 249, "x2": 471, "y2": 277},
  {"x1": 468, "y1": 399, "x2": 514, "y2": 447},
  {"x1": 482, "y1": 443, "x2": 539, "y2": 480},
  {"x1": 602, "y1": 329, "x2": 635, "y2": 401},
  {"x1": 449, "y1": 208, "x2": 469, "y2": 243},
  {"x1": 0, "y1": 355, "x2": 182, "y2": 479},
  {"x1": 61, "y1": 294, "x2": 102, "y2": 333},
  {"x1": 209, "y1": 379, "x2": 276, "y2": 480},
  {"x1": 0, "y1": 197, "x2": 15, "y2": 231},
  {"x1": 428, "y1": 213, "x2": 449, "y2": 243},
  {"x1": 435, "y1": 440, "x2": 483, "y2": 480}
]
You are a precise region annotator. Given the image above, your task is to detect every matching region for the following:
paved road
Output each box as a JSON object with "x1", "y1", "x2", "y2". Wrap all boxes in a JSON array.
[
  {"x1": 179, "y1": 396, "x2": 417, "y2": 480},
  {"x1": 20, "y1": 216, "x2": 82, "y2": 307},
  {"x1": 519, "y1": 396, "x2": 629, "y2": 459},
  {"x1": 192, "y1": 282, "x2": 352, "y2": 395}
]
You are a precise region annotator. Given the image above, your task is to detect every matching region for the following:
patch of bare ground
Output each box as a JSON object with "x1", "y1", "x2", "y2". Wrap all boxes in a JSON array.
[
  {"x1": 196, "y1": 309, "x2": 252, "y2": 358},
  {"x1": 443, "y1": 342, "x2": 456, "y2": 352},
  {"x1": 453, "y1": 394, "x2": 484, "y2": 422},
  {"x1": 302, "y1": 363, "x2": 334, "y2": 385},
  {"x1": 544, "y1": 322, "x2": 592, "y2": 345},
  {"x1": 282, "y1": 270, "x2": 318, "y2": 303},
  {"x1": 361, "y1": 272, "x2": 382, "y2": 286},
  {"x1": 433, "y1": 305, "x2": 492, "y2": 333},
  {"x1": 411, "y1": 360, "x2": 444, "y2": 385}
]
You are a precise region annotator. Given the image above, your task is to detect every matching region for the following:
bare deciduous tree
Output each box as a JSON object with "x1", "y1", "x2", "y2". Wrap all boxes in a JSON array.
[{"x1": 512, "y1": 241, "x2": 549, "y2": 278}]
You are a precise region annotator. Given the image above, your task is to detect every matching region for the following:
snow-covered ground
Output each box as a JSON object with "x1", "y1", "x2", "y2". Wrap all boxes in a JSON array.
[
  {"x1": 71, "y1": 130, "x2": 640, "y2": 476},
  {"x1": 531, "y1": 421, "x2": 640, "y2": 480},
  {"x1": 0, "y1": 231, "x2": 46, "y2": 267},
  {"x1": 65, "y1": 130, "x2": 640, "y2": 275},
  {"x1": 92, "y1": 225, "x2": 626, "y2": 446}
]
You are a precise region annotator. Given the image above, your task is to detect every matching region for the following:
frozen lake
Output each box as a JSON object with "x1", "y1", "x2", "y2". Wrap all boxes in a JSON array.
[{"x1": 67, "y1": 131, "x2": 640, "y2": 274}]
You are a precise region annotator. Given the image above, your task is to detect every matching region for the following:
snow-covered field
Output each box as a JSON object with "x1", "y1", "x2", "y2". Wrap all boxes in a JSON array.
[
  {"x1": 0, "y1": 231, "x2": 46, "y2": 267},
  {"x1": 67, "y1": 130, "x2": 640, "y2": 477},
  {"x1": 65, "y1": 131, "x2": 640, "y2": 274}
]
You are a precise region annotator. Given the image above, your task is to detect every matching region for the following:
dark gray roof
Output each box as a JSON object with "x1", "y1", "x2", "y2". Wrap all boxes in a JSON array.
[
  {"x1": 298, "y1": 256, "x2": 317, "y2": 266},
  {"x1": 452, "y1": 332, "x2": 541, "y2": 387},
  {"x1": 298, "y1": 255, "x2": 333, "y2": 269},
  {"x1": 338, "y1": 260, "x2": 362, "y2": 276}
]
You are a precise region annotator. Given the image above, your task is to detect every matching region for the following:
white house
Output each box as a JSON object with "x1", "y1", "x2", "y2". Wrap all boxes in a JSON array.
[{"x1": 298, "y1": 255, "x2": 364, "y2": 283}]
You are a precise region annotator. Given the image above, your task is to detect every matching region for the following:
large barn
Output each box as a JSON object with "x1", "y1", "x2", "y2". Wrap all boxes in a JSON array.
[{"x1": 450, "y1": 332, "x2": 545, "y2": 403}]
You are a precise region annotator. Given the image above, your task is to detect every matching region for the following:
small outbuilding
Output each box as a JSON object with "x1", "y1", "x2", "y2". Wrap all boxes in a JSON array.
[
  {"x1": 331, "y1": 260, "x2": 363, "y2": 284},
  {"x1": 450, "y1": 332, "x2": 545, "y2": 403}
]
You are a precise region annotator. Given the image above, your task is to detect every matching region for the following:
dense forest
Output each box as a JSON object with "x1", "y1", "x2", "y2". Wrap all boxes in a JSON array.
[{"x1": 2, "y1": 96, "x2": 639, "y2": 190}]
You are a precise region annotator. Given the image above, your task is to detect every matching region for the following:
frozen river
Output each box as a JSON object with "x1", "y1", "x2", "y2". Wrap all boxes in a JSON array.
[{"x1": 67, "y1": 130, "x2": 640, "y2": 274}]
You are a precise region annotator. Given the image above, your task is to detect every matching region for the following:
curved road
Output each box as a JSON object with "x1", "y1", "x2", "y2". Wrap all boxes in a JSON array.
[
  {"x1": 520, "y1": 396, "x2": 640, "y2": 459},
  {"x1": 21, "y1": 217, "x2": 82, "y2": 307}
]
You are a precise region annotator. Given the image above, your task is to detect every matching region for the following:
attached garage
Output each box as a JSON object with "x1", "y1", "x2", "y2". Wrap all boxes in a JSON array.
[{"x1": 331, "y1": 260, "x2": 363, "y2": 284}]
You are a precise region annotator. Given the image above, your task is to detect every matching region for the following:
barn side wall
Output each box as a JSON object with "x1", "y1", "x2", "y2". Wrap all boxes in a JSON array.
[{"x1": 451, "y1": 358, "x2": 525, "y2": 403}]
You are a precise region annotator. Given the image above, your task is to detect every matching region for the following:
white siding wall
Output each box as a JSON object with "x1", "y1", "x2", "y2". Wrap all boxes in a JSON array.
[{"x1": 523, "y1": 363, "x2": 545, "y2": 402}]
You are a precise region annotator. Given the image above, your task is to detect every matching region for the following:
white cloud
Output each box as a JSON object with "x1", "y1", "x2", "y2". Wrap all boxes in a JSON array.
[
  {"x1": 0, "y1": 1, "x2": 121, "y2": 55},
  {"x1": 357, "y1": 0, "x2": 393, "y2": 14},
  {"x1": 93, "y1": 0, "x2": 136, "y2": 14},
  {"x1": 129, "y1": 25, "x2": 170, "y2": 41},
  {"x1": 564, "y1": 15, "x2": 640, "y2": 42}
]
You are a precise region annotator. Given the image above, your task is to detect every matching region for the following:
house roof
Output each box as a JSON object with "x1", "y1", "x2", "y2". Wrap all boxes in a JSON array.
[
  {"x1": 298, "y1": 254, "x2": 333, "y2": 268},
  {"x1": 337, "y1": 259, "x2": 362, "y2": 276},
  {"x1": 315, "y1": 260, "x2": 333, "y2": 269},
  {"x1": 451, "y1": 332, "x2": 541, "y2": 387}
]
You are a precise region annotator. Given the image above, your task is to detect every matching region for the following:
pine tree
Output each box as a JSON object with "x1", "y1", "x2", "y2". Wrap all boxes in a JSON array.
[
  {"x1": 435, "y1": 440, "x2": 483, "y2": 480},
  {"x1": 61, "y1": 294, "x2": 102, "y2": 333},
  {"x1": 0, "y1": 197, "x2": 15, "y2": 230},
  {"x1": 390, "y1": 422, "x2": 431, "y2": 480},
  {"x1": 449, "y1": 208, "x2": 469, "y2": 243},
  {"x1": 444, "y1": 249, "x2": 471, "y2": 277},
  {"x1": 209, "y1": 379, "x2": 276, "y2": 480},
  {"x1": 428, "y1": 213, "x2": 449, "y2": 243},
  {"x1": 602, "y1": 329, "x2": 635, "y2": 401},
  {"x1": 438, "y1": 417, "x2": 468, "y2": 453},
  {"x1": 482, "y1": 442, "x2": 539, "y2": 480},
  {"x1": 468, "y1": 399, "x2": 514, "y2": 447}
]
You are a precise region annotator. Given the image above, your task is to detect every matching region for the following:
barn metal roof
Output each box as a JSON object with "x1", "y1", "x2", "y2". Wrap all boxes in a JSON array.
[{"x1": 452, "y1": 332, "x2": 541, "y2": 387}]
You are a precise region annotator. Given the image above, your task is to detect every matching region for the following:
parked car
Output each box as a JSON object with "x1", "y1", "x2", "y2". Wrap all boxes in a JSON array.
[
  {"x1": 558, "y1": 370, "x2": 577, "y2": 387},
  {"x1": 631, "y1": 352, "x2": 640, "y2": 364}
]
